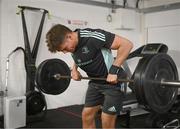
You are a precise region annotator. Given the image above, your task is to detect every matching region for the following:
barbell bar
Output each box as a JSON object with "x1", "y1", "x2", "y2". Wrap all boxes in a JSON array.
[
  {"x1": 160, "y1": 80, "x2": 180, "y2": 87},
  {"x1": 35, "y1": 53, "x2": 179, "y2": 114},
  {"x1": 53, "y1": 74, "x2": 180, "y2": 87},
  {"x1": 53, "y1": 74, "x2": 134, "y2": 83}
]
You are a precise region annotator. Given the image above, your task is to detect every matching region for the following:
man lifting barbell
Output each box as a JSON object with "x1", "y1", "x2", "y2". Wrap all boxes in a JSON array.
[{"x1": 45, "y1": 24, "x2": 133, "y2": 129}]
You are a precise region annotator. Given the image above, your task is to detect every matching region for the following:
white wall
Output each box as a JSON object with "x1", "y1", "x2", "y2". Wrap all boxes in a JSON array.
[
  {"x1": 0, "y1": 0, "x2": 2, "y2": 85},
  {"x1": 0, "y1": 0, "x2": 3, "y2": 115},
  {"x1": 0, "y1": 0, "x2": 142, "y2": 110},
  {"x1": 145, "y1": 9, "x2": 180, "y2": 75}
]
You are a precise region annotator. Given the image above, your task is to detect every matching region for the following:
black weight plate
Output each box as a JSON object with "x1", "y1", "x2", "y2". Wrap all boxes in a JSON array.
[
  {"x1": 26, "y1": 91, "x2": 46, "y2": 116},
  {"x1": 145, "y1": 112, "x2": 170, "y2": 128},
  {"x1": 142, "y1": 54, "x2": 178, "y2": 113},
  {"x1": 36, "y1": 59, "x2": 71, "y2": 95},
  {"x1": 133, "y1": 56, "x2": 151, "y2": 105}
]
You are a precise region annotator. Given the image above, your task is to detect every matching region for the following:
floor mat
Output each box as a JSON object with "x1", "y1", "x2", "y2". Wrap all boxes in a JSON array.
[{"x1": 23, "y1": 104, "x2": 180, "y2": 128}]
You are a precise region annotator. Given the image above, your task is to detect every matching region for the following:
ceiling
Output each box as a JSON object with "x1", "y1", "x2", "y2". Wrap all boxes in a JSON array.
[{"x1": 59, "y1": 0, "x2": 180, "y2": 13}]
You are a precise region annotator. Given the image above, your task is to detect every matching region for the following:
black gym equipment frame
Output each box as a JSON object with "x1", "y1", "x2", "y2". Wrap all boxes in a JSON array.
[
  {"x1": 18, "y1": 6, "x2": 48, "y2": 92},
  {"x1": 18, "y1": 6, "x2": 48, "y2": 122}
]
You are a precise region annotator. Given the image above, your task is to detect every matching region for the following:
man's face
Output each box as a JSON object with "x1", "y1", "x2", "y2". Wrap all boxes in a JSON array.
[{"x1": 57, "y1": 34, "x2": 76, "y2": 53}]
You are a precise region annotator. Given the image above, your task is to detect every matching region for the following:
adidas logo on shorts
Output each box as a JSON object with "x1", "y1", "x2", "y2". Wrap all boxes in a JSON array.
[{"x1": 108, "y1": 106, "x2": 116, "y2": 112}]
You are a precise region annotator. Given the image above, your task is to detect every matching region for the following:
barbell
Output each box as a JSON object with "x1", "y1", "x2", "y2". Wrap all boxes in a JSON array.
[{"x1": 35, "y1": 53, "x2": 180, "y2": 114}]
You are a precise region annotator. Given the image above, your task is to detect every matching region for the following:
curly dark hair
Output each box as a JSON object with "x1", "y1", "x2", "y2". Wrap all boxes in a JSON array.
[{"x1": 46, "y1": 24, "x2": 72, "y2": 53}]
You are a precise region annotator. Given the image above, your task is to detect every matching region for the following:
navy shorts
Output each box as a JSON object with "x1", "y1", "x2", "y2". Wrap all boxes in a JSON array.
[{"x1": 84, "y1": 82, "x2": 124, "y2": 115}]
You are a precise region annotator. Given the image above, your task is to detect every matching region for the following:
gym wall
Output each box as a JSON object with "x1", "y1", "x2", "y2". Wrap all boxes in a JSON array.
[
  {"x1": 145, "y1": 9, "x2": 180, "y2": 75},
  {"x1": 0, "y1": 0, "x2": 3, "y2": 116},
  {"x1": 0, "y1": 0, "x2": 142, "y2": 111}
]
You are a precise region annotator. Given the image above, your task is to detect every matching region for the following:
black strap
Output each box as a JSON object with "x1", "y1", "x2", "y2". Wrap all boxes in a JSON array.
[{"x1": 109, "y1": 65, "x2": 120, "y2": 75}]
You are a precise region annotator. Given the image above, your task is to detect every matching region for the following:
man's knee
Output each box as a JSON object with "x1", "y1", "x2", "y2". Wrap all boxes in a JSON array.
[
  {"x1": 101, "y1": 112, "x2": 117, "y2": 127},
  {"x1": 82, "y1": 106, "x2": 100, "y2": 121}
]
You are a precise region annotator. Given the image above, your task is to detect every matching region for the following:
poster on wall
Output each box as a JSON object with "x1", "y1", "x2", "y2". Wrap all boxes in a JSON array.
[{"x1": 49, "y1": 15, "x2": 89, "y2": 30}]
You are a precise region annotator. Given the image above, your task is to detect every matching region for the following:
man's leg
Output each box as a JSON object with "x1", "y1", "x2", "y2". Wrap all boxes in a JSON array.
[
  {"x1": 83, "y1": 82, "x2": 104, "y2": 129},
  {"x1": 101, "y1": 86, "x2": 124, "y2": 129},
  {"x1": 82, "y1": 105, "x2": 101, "y2": 129}
]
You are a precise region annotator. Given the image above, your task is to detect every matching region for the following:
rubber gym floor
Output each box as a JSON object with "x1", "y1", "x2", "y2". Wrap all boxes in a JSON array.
[
  {"x1": 0, "y1": 104, "x2": 149, "y2": 128},
  {"x1": 24, "y1": 105, "x2": 153, "y2": 128},
  {"x1": 1, "y1": 105, "x2": 180, "y2": 128}
]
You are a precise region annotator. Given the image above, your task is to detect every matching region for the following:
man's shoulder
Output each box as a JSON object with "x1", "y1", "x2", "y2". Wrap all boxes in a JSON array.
[
  {"x1": 79, "y1": 28, "x2": 105, "y2": 32},
  {"x1": 79, "y1": 28, "x2": 93, "y2": 31}
]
